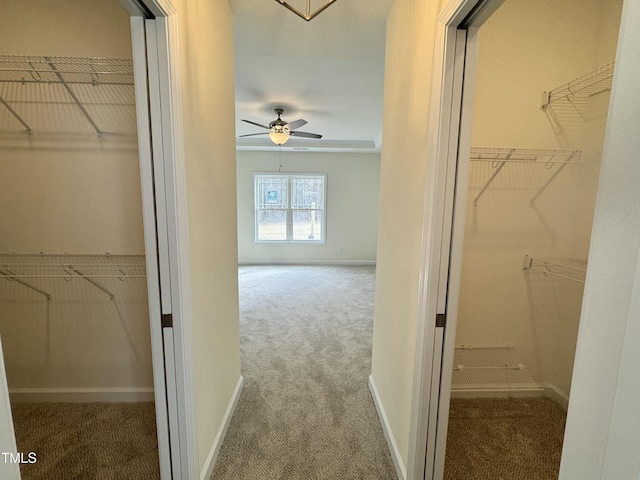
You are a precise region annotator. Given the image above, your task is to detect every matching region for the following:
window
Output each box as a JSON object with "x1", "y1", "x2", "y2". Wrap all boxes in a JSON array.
[{"x1": 254, "y1": 173, "x2": 326, "y2": 243}]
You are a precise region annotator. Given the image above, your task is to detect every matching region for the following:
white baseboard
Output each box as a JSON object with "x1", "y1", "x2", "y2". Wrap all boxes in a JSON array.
[
  {"x1": 368, "y1": 375, "x2": 406, "y2": 480},
  {"x1": 9, "y1": 387, "x2": 155, "y2": 403},
  {"x1": 542, "y1": 383, "x2": 569, "y2": 411},
  {"x1": 200, "y1": 375, "x2": 245, "y2": 480},
  {"x1": 238, "y1": 260, "x2": 376, "y2": 266},
  {"x1": 450, "y1": 383, "x2": 569, "y2": 411}
]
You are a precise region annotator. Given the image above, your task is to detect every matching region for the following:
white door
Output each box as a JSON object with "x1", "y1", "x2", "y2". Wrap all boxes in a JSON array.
[
  {"x1": 412, "y1": 1, "x2": 503, "y2": 479},
  {"x1": 127, "y1": 1, "x2": 199, "y2": 477},
  {"x1": 129, "y1": 15, "x2": 175, "y2": 480}
]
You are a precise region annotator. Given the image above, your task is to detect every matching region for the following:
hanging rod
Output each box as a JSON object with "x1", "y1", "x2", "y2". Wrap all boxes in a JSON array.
[
  {"x1": 0, "y1": 95, "x2": 32, "y2": 134},
  {"x1": 0, "y1": 268, "x2": 51, "y2": 300},
  {"x1": 470, "y1": 147, "x2": 582, "y2": 206},
  {"x1": 523, "y1": 255, "x2": 587, "y2": 283}
]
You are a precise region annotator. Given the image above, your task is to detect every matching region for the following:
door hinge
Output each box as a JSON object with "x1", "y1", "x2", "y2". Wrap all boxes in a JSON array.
[
  {"x1": 161, "y1": 313, "x2": 173, "y2": 328},
  {"x1": 435, "y1": 313, "x2": 446, "y2": 328}
]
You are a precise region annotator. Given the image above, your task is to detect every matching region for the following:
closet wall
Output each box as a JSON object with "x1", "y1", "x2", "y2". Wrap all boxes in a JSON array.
[
  {"x1": 0, "y1": 0, "x2": 152, "y2": 399},
  {"x1": 236, "y1": 150, "x2": 380, "y2": 264},
  {"x1": 455, "y1": 0, "x2": 623, "y2": 400}
]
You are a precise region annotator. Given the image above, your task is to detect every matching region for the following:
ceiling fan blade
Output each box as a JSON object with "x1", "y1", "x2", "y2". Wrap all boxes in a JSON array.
[
  {"x1": 238, "y1": 132, "x2": 269, "y2": 137},
  {"x1": 241, "y1": 119, "x2": 270, "y2": 129},
  {"x1": 286, "y1": 119, "x2": 308, "y2": 130},
  {"x1": 290, "y1": 130, "x2": 322, "y2": 139}
]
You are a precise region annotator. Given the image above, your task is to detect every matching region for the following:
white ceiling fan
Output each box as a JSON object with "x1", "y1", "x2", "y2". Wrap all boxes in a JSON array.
[{"x1": 239, "y1": 108, "x2": 323, "y2": 145}]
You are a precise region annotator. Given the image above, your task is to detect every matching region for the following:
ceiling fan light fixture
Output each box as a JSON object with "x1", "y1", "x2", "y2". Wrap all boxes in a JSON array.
[
  {"x1": 239, "y1": 108, "x2": 322, "y2": 145},
  {"x1": 269, "y1": 131, "x2": 290, "y2": 145}
]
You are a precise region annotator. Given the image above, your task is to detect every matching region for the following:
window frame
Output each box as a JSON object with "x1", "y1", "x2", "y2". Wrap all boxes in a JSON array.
[{"x1": 253, "y1": 172, "x2": 327, "y2": 244}]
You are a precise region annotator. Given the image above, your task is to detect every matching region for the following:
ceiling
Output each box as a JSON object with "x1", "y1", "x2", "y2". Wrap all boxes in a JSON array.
[{"x1": 229, "y1": 0, "x2": 394, "y2": 152}]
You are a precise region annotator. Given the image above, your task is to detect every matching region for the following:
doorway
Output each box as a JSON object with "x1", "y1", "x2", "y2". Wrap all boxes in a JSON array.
[
  {"x1": 421, "y1": 0, "x2": 624, "y2": 478},
  {"x1": 0, "y1": 8, "x2": 161, "y2": 480}
]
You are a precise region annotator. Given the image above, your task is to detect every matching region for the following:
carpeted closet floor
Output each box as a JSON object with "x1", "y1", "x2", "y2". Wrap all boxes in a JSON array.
[
  {"x1": 212, "y1": 265, "x2": 397, "y2": 480},
  {"x1": 11, "y1": 401, "x2": 160, "y2": 480},
  {"x1": 445, "y1": 397, "x2": 567, "y2": 480}
]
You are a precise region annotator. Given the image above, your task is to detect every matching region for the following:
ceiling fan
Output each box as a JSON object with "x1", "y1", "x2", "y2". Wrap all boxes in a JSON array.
[{"x1": 239, "y1": 108, "x2": 323, "y2": 145}]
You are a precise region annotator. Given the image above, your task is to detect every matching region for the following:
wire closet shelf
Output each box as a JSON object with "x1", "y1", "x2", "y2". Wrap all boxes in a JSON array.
[
  {"x1": 451, "y1": 345, "x2": 541, "y2": 392},
  {"x1": 0, "y1": 55, "x2": 135, "y2": 137},
  {"x1": 470, "y1": 147, "x2": 582, "y2": 206},
  {"x1": 523, "y1": 255, "x2": 587, "y2": 284},
  {"x1": 0, "y1": 253, "x2": 146, "y2": 301},
  {"x1": 540, "y1": 61, "x2": 615, "y2": 110}
]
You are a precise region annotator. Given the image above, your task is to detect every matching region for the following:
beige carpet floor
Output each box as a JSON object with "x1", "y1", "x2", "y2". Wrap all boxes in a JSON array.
[
  {"x1": 11, "y1": 402, "x2": 160, "y2": 480},
  {"x1": 212, "y1": 265, "x2": 397, "y2": 480},
  {"x1": 445, "y1": 397, "x2": 567, "y2": 480}
]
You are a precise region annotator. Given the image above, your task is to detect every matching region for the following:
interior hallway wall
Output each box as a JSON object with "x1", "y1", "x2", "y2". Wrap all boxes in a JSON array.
[
  {"x1": 173, "y1": 0, "x2": 242, "y2": 473},
  {"x1": 370, "y1": 0, "x2": 444, "y2": 471},
  {"x1": 455, "y1": 0, "x2": 623, "y2": 398},
  {"x1": 236, "y1": 150, "x2": 380, "y2": 264}
]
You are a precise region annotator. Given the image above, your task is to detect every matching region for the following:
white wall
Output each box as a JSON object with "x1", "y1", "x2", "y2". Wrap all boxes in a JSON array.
[
  {"x1": 236, "y1": 150, "x2": 380, "y2": 264},
  {"x1": 560, "y1": 0, "x2": 640, "y2": 477},
  {"x1": 173, "y1": 0, "x2": 242, "y2": 473},
  {"x1": 0, "y1": 0, "x2": 152, "y2": 397},
  {"x1": 454, "y1": 0, "x2": 622, "y2": 398},
  {"x1": 370, "y1": 0, "x2": 443, "y2": 471}
]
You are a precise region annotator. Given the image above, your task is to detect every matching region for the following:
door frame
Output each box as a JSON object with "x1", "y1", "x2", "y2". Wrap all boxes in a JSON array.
[
  {"x1": 407, "y1": 1, "x2": 503, "y2": 479},
  {"x1": 0, "y1": 338, "x2": 19, "y2": 479},
  {"x1": 122, "y1": 0, "x2": 199, "y2": 478}
]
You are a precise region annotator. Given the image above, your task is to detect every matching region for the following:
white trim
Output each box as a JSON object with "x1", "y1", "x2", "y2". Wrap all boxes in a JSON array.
[
  {"x1": 369, "y1": 375, "x2": 407, "y2": 480},
  {"x1": 431, "y1": 25, "x2": 481, "y2": 480},
  {"x1": 449, "y1": 384, "x2": 569, "y2": 411},
  {"x1": 543, "y1": 384, "x2": 569, "y2": 411},
  {"x1": 200, "y1": 376, "x2": 245, "y2": 480},
  {"x1": 409, "y1": 1, "x2": 504, "y2": 479},
  {"x1": 157, "y1": 12, "x2": 199, "y2": 479},
  {"x1": 129, "y1": 15, "x2": 173, "y2": 480},
  {"x1": 406, "y1": 13, "x2": 464, "y2": 480},
  {"x1": 238, "y1": 260, "x2": 376, "y2": 266},
  {"x1": 130, "y1": 1, "x2": 200, "y2": 478},
  {"x1": 9, "y1": 387, "x2": 155, "y2": 403},
  {"x1": 450, "y1": 388, "x2": 545, "y2": 399},
  {"x1": 0, "y1": 339, "x2": 20, "y2": 480}
]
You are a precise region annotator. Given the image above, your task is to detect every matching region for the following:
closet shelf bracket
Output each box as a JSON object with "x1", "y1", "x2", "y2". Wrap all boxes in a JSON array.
[
  {"x1": 0, "y1": 268, "x2": 51, "y2": 300},
  {"x1": 0, "y1": 95, "x2": 32, "y2": 135},
  {"x1": 65, "y1": 265, "x2": 115, "y2": 300},
  {"x1": 45, "y1": 57, "x2": 103, "y2": 137},
  {"x1": 529, "y1": 151, "x2": 579, "y2": 205},
  {"x1": 472, "y1": 149, "x2": 513, "y2": 206}
]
